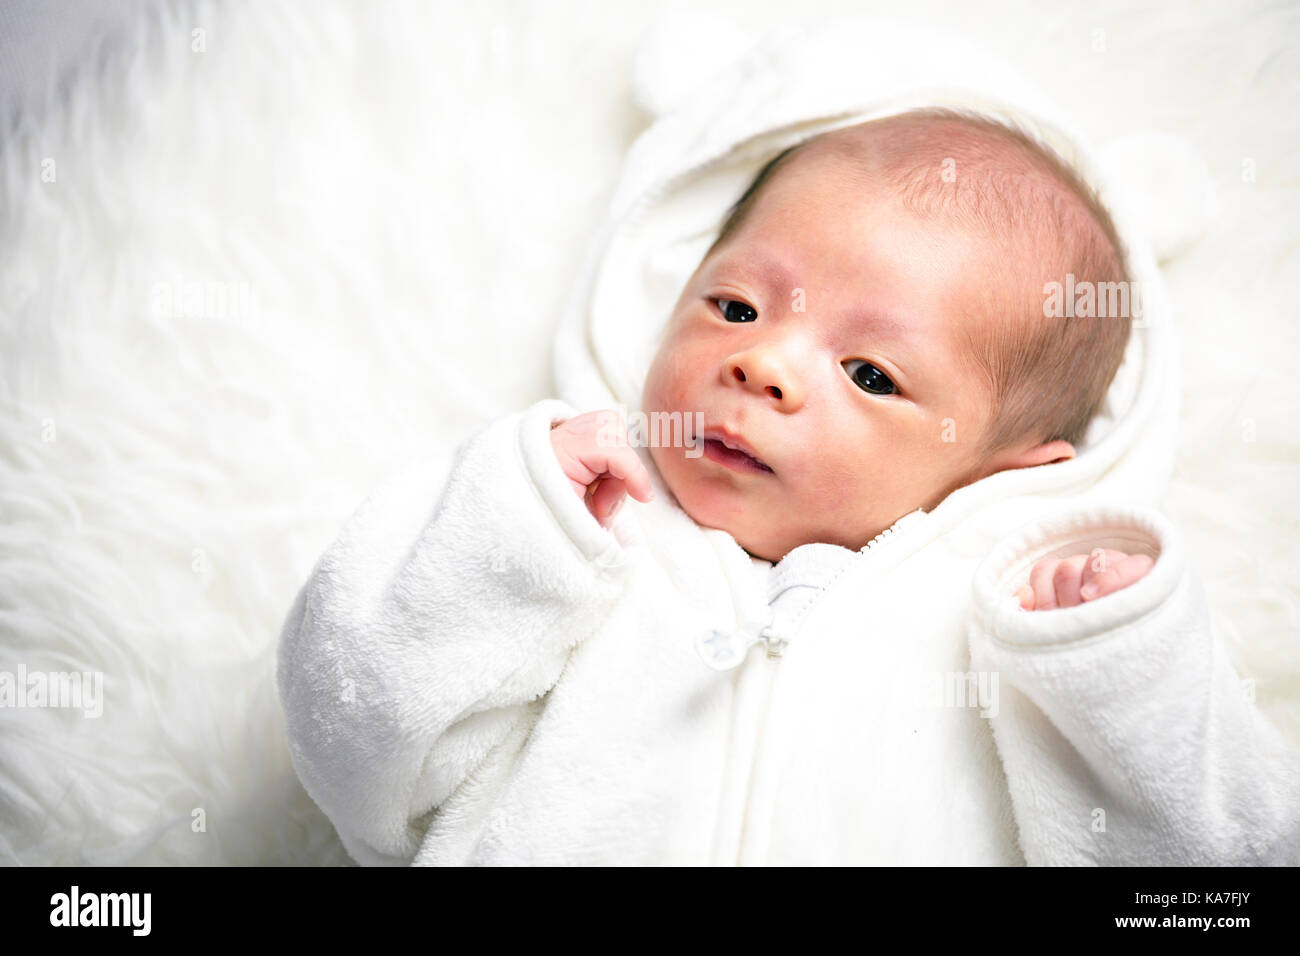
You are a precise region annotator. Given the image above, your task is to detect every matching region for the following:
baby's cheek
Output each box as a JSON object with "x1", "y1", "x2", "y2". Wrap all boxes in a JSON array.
[{"x1": 646, "y1": 442, "x2": 677, "y2": 496}]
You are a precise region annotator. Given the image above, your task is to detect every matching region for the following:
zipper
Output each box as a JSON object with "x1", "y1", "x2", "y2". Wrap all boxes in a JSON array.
[
  {"x1": 694, "y1": 511, "x2": 923, "y2": 671},
  {"x1": 703, "y1": 509, "x2": 928, "y2": 865},
  {"x1": 695, "y1": 617, "x2": 784, "y2": 671}
]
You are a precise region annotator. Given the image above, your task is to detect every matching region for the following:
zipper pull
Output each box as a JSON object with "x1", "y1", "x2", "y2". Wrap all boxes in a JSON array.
[
  {"x1": 696, "y1": 619, "x2": 784, "y2": 671},
  {"x1": 761, "y1": 628, "x2": 788, "y2": 658}
]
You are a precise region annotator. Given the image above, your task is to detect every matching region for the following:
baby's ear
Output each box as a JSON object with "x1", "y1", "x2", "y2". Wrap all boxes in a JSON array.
[
  {"x1": 1030, "y1": 440, "x2": 1075, "y2": 467},
  {"x1": 984, "y1": 439, "x2": 1076, "y2": 476}
]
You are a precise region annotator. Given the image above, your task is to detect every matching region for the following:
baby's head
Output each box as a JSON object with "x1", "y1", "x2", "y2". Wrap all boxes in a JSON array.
[{"x1": 641, "y1": 107, "x2": 1132, "y2": 562}]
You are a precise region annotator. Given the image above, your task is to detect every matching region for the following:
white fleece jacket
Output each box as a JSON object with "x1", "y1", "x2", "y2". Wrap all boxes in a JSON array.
[
  {"x1": 277, "y1": 397, "x2": 1300, "y2": 865},
  {"x1": 277, "y1": 15, "x2": 1300, "y2": 865}
]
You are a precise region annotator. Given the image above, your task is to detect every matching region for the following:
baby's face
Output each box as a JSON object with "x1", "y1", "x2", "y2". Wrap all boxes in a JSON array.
[{"x1": 641, "y1": 150, "x2": 1012, "y2": 562}]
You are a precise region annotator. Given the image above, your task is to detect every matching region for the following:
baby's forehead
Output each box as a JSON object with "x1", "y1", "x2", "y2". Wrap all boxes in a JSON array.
[
  {"x1": 787, "y1": 124, "x2": 1087, "y2": 300},
  {"x1": 776, "y1": 117, "x2": 1091, "y2": 243},
  {"x1": 710, "y1": 112, "x2": 1095, "y2": 331}
]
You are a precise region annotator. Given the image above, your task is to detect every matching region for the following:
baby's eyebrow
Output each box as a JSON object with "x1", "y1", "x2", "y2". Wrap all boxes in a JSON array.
[
  {"x1": 711, "y1": 249, "x2": 926, "y2": 357},
  {"x1": 711, "y1": 249, "x2": 791, "y2": 286},
  {"x1": 853, "y1": 310, "x2": 921, "y2": 347}
]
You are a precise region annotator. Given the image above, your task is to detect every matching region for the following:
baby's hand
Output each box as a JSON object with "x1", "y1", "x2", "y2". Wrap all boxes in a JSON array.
[
  {"x1": 1015, "y1": 548, "x2": 1154, "y2": 611},
  {"x1": 550, "y1": 411, "x2": 655, "y2": 529}
]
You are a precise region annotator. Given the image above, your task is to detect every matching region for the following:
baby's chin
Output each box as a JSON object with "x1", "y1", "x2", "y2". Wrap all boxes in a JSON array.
[
  {"x1": 685, "y1": 495, "x2": 873, "y2": 560},
  {"x1": 709, "y1": 521, "x2": 785, "y2": 563},
  {"x1": 682, "y1": 497, "x2": 790, "y2": 562},
  {"x1": 651, "y1": 447, "x2": 798, "y2": 561}
]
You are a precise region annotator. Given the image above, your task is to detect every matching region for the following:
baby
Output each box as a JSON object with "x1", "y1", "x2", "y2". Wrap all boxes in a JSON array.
[
  {"x1": 279, "y1": 106, "x2": 1300, "y2": 866},
  {"x1": 553, "y1": 108, "x2": 1150, "y2": 606}
]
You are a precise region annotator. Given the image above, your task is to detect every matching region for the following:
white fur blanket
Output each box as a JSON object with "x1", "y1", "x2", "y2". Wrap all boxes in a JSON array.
[{"x1": 1, "y1": 0, "x2": 1296, "y2": 864}]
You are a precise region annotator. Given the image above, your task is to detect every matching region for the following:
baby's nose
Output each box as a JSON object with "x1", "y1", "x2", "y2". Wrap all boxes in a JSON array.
[
  {"x1": 729, "y1": 362, "x2": 784, "y2": 400},
  {"x1": 728, "y1": 335, "x2": 806, "y2": 405}
]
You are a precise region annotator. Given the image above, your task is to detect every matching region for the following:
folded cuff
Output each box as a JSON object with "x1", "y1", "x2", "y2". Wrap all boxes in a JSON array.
[{"x1": 971, "y1": 504, "x2": 1184, "y2": 648}]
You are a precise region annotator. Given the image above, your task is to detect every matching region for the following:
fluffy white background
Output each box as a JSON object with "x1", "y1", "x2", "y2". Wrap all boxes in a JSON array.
[{"x1": 0, "y1": 0, "x2": 1296, "y2": 864}]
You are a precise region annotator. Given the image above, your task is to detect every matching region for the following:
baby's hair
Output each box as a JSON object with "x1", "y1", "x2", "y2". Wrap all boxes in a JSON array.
[{"x1": 705, "y1": 106, "x2": 1133, "y2": 465}]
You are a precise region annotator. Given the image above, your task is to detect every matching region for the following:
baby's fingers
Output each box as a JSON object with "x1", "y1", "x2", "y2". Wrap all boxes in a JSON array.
[
  {"x1": 1015, "y1": 584, "x2": 1035, "y2": 610},
  {"x1": 1053, "y1": 554, "x2": 1091, "y2": 608},
  {"x1": 1077, "y1": 548, "x2": 1128, "y2": 600},
  {"x1": 1081, "y1": 552, "x2": 1154, "y2": 601},
  {"x1": 1026, "y1": 555, "x2": 1084, "y2": 610},
  {"x1": 586, "y1": 476, "x2": 627, "y2": 528},
  {"x1": 597, "y1": 445, "x2": 655, "y2": 504}
]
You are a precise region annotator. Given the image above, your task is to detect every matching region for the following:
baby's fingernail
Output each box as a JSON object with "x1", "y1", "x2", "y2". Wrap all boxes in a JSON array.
[{"x1": 1080, "y1": 583, "x2": 1099, "y2": 601}]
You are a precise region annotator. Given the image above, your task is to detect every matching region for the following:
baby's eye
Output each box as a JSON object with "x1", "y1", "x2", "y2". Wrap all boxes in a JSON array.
[
  {"x1": 844, "y1": 359, "x2": 896, "y2": 395},
  {"x1": 716, "y1": 298, "x2": 758, "y2": 323}
]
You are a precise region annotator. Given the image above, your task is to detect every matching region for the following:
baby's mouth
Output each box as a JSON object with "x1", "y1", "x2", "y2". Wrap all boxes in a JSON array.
[{"x1": 697, "y1": 428, "x2": 774, "y2": 474}]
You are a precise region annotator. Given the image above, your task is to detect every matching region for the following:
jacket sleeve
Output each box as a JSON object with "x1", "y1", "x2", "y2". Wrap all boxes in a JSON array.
[
  {"x1": 968, "y1": 504, "x2": 1300, "y2": 866},
  {"x1": 276, "y1": 398, "x2": 637, "y2": 865}
]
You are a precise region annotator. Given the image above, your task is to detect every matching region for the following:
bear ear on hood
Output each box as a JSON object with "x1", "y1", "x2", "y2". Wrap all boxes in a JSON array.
[
  {"x1": 631, "y1": 10, "x2": 756, "y2": 119},
  {"x1": 1096, "y1": 131, "x2": 1220, "y2": 265}
]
